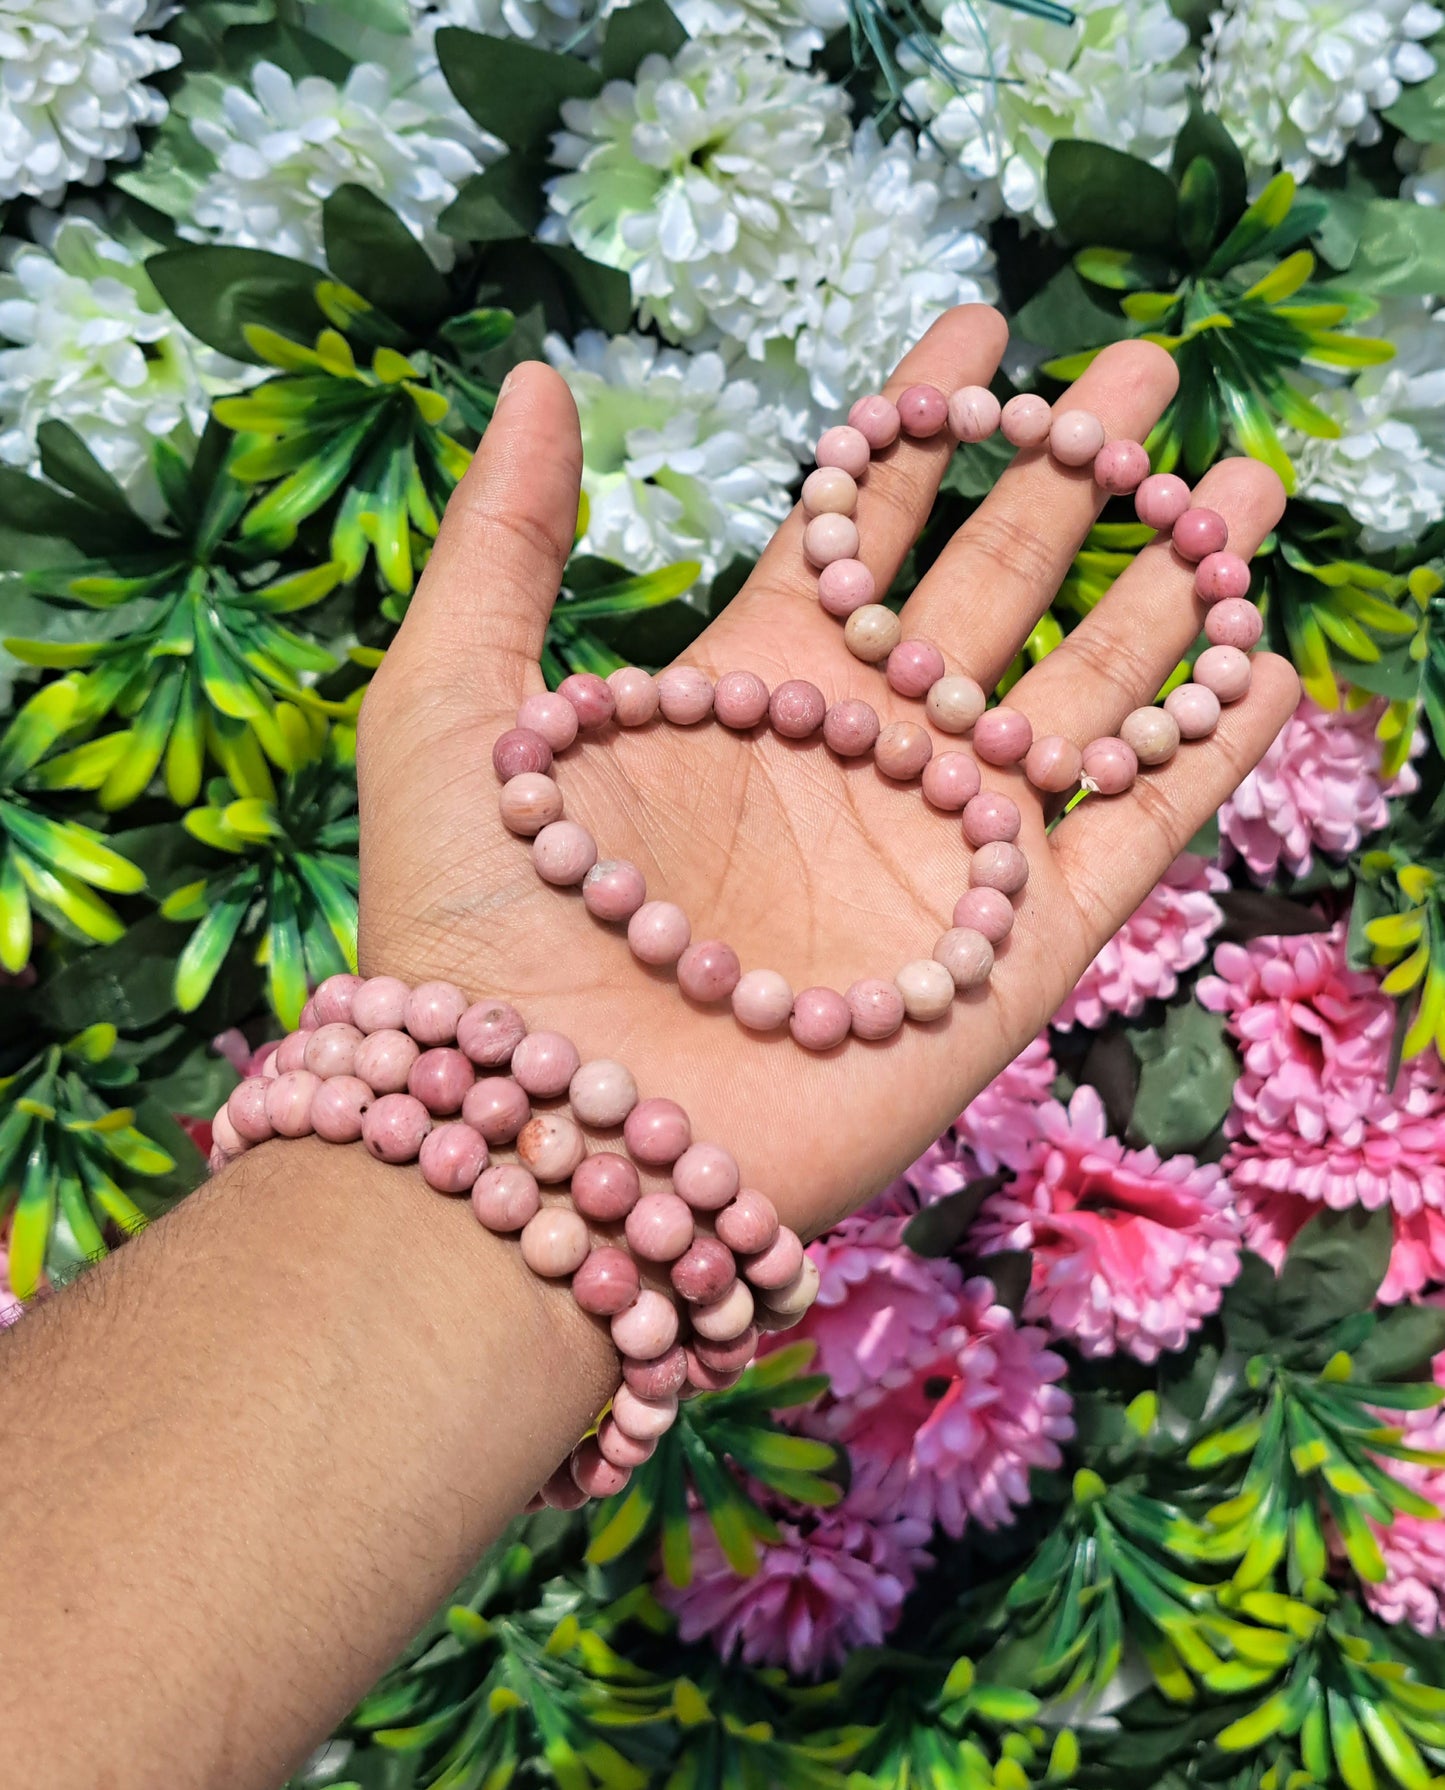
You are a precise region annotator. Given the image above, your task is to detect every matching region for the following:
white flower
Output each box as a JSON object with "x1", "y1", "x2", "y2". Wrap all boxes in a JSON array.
[
  {"x1": 545, "y1": 40, "x2": 851, "y2": 344},
  {"x1": 901, "y1": 0, "x2": 1191, "y2": 226},
  {"x1": 0, "y1": 0, "x2": 180, "y2": 204},
  {"x1": 1201, "y1": 0, "x2": 1443, "y2": 180},
  {"x1": 671, "y1": 0, "x2": 848, "y2": 66},
  {"x1": 1400, "y1": 138, "x2": 1445, "y2": 204},
  {"x1": 545, "y1": 329, "x2": 802, "y2": 578},
  {"x1": 0, "y1": 212, "x2": 253, "y2": 515},
  {"x1": 1294, "y1": 298, "x2": 1445, "y2": 550},
  {"x1": 422, "y1": 0, "x2": 595, "y2": 48}
]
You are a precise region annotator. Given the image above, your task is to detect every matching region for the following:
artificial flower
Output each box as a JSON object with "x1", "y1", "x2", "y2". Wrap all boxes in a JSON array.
[
  {"x1": 424, "y1": 0, "x2": 593, "y2": 47},
  {"x1": 672, "y1": 0, "x2": 848, "y2": 66},
  {"x1": 1365, "y1": 1383, "x2": 1445, "y2": 1635},
  {"x1": 1238, "y1": 1186, "x2": 1445, "y2": 1303}
]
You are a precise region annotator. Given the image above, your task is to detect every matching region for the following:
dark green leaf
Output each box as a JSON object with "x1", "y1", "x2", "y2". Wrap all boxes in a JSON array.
[
  {"x1": 222, "y1": 21, "x2": 354, "y2": 81},
  {"x1": 1221, "y1": 1252, "x2": 1282, "y2": 1355},
  {"x1": 1214, "y1": 891, "x2": 1332, "y2": 942},
  {"x1": 902, "y1": 1176, "x2": 1006, "y2": 1258},
  {"x1": 321, "y1": 185, "x2": 451, "y2": 337},
  {"x1": 1046, "y1": 140, "x2": 1178, "y2": 252},
  {"x1": 1177, "y1": 156, "x2": 1222, "y2": 267},
  {"x1": 1275, "y1": 1207, "x2": 1394, "y2": 1335},
  {"x1": 1014, "y1": 265, "x2": 1137, "y2": 356},
  {"x1": 1127, "y1": 1002, "x2": 1238, "y2": 1154},
  {"x1": 37, "y1": 423, "x2": 137, "y2": 517},
  {"x1": 435, "y1": 28, "x2": 603, "y2": 157},
  {"x1": 600, "y1": 0, "x2": 687, "y2": 81},
  {"x1": 439, "y1": 156, "x2": 543, "y2": 242},
  {"x1": 1383, "y1": 63, "x2": 1445, "y2": 143},
  {"x1": 1076, "y1": 1026, "x2": 1140, "y2": 1135},
  {"x1": 978, "y1": 1249, "x2": 1032, "y2": 1317},
  {"x1": 538, "y1": 243, "x2": 634, "y2": 334},
  {"x1": 146, "y1": 246, "x2": 323, "y2": 362},
  {"x1": 0, "y1": 469, "x2": 139, "y2": 547},
  {"x1": 1170, "y1": 104, "x2": 1247, "y2": 236},
  {"x1": 1351, "y1": 1305, "x2": 1445, "y2": 1383}
]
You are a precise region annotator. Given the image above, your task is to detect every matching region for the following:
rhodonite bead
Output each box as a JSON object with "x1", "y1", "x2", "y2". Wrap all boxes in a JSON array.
[
  {"x1": 582, "y1": 858, "x2": 646, "y2": 923},
  {"x1": 971, "y1": 840, "x2": 1030, "y2": 894},
  {"x1": 789, "y1": 986, "x2": 851, "y2": 1051},
  {"x1": 849, "y1": 393, "x2": 901, "y2": 448},
  {"x1": 897, "y1": 383, "x2": 948, "y2": 437},
  {"x1": 1164, "y1": 682, "x2": 1222, "y2": 739},
  {"x1": 312, "y1": 973, "x2": 364, "y2": 1026},
  {"x1": 802, "y1": 466, "x2": 858, "y2": 516},
  {"x1": 611, "y1": 1289, "x2": 679, "y2": 1360},
  {"x1": 732, "y1": 969, "x2": 794, "y2": 1031},
  {"x1": 895, "y1": 958, "x2": 956, "y2": 1021},
  {"x1": 212, "y1": 1107, "x2": 244, "y2": 1158},
  {"x1": 260, "y1": 1047, "x2": 281, "y2": 1079},
  {"x1": 521, "y1": 1206, "x2": 590, "y2": 1277},
  {"x1": 1195, "y1": 550, "x2": 1252, "y2": 603},
  {"x1": 686, "y1": 1352, "x2": 744, "y2": 1390},
  {"x1": 461, "y1": 1075, "x2": 529, "y2": 1144},
  {"x1": 228, "y1": 1077, "x2": 274, "y2": 1144},
  {"x1": 1135, "y1": 472, "x2": 1192, "y2": 531},
  {"x1": 352, "y1": 975, "x2": 410, "y2": 1034},
  {"x1": 362, "y1": 1091, "x2": 431, "y2": 1163},
  {"x1": 540, "y1": 1464, "x2": 589, "y2": 1510},
  {"x1": 303, "y1": 1021, "x2": 363, "y2": 1079},
  {"x1": 1001, "y1": 393, "x2": 1052, "y2": 447},
  {"x1": 673, "y1": 1141, "x2": 740, "y2": 1210},
  {"x1": 500, "y1": 772, "x2": 563, "y2": 837},
  {"x1": 275, "y1": 1030, "x2": 311, "y2": 1074},
  {"x1": 823, "y1": 698, "x2": 880, "y2": 758},
  {"x1": 1093, "y1": 439, "x2": 1150, "y2": 494},
  {"x1": 713, "y1": 669, "x2": 771, "y2": 729},
  {"x1": 973, "y1": 707, "x2": 1033, "y2": 765},
  {"x1": 847, "y1": 977, "x2": 905, "y2": 1041},
  {"x1": 572, "y1": 1247, "x2": 640, "y2": 1316},
  {"x1": 1081, "y1": 736, "x2": 1138, "y2": 795},
  {"x1": 267, "y1": 1068, "x2": 320, "y2": 1137},
  {"x1": 407, "y1": 1046, "x2": 474, "y2": 1114},
  {"x1": 677, "y1": 940, "x2": 742, "y2": 1004},
  {"x1": 655, "y1": 664, "x2": 714, "y2": 725},
  {"x1": 1049, "y1": 408, "x2": 1106, "y2": 467},
  {"x1": 625, "y1": 1190, "x2": 695, "y2": 1261},
  {"x1": 558, "y1": 672, "x2": 614, "y2": 729},
  {"x1": 624, "y1": 1097, "x2": 691, "y2": 1166},
  {"x1": 612, "y1": 1384, "x2": 679, "y2": 1441},
  {"x1": 532, "y1": 819, "x2": 597, "y2": 885},
  {"x1": 953, "y1": 885, "x2": 1014, "y2": 944},
  {"x1": 511, "y1": 1030, "x2": 581, "y2": 1097},
  {"x1": 1119, "y1": 706, "x2": 1181, "y2": 766},
  {"x1": 405, "y1": 981, "x2": 468, "y2": 1046},
  {"x1": 962, "y1": 791, "x2": 1021, "y2": 845},
  {"x1": 622, "y1": 1347, "x2": 688, "y2": 1398},
  {"x1": 844, "y1": 604, "x2": 902, "y2": 663},
  {"x1": 886, "y1": 638, "x2": 946, "y2": 699},
  {"x1": 874, "y1": 721, "x2": 932, "y2": 780},
  {"x1": 715, "y1": 1189, "x2": 779, "y2": 1255},
  {"x1": 671, "y1": 1237, "x2": 736, "y2": 1304},
  {"x1": 933, "y1": 926, "x2": 994, "y2": 991},
  {"x1": 597, "y1": 1420, "x2": 655, "y2": 1469},
  {"x1": 570, "y1": 1152, "x2": 641, "y2": 1221},
  {"x1": 817, "y1": 559, "x2": 875, "y2": 617},
  {"x1": 354, "y1": 1027, "x2": 420, "y2": 1094},
  {"x1": 569, "y1": 1058, "x2": 638, "y2": 1128},
  {"x1": 299, "y1": 999, "x2": 319, "y2": 1032},
  {"x1": 1205, "y1": 598, "x2": 1263, "y2": 649},
  {"x1": 922, "y1": 751, "x2": 982, "y2": 811},
  {"x1": 760, "y1": 1256, "x2": 821, "y2": 1318},
  {"x1": 517, "y1": 692, "x2": 579, "y2": 751},
  {"x1": 419, "y1": 1121, "x2": 489, "y2": 1194},
  {"x1": 1024, "y1": 734, "x2": 1082, "y2": 793},
  {"x1": 310, "y1": 1075, "x2": 372, "y2": 1144},
  {"x1": 517, "y1": 1111, "x2": 586, "y2": 1182},
  {"x1": 628, "y1": 900, "x2": 691, "y2": 966},
  {"x1": 492, "y1": 727, "x2": 552, "y2": 781},
  {"x1": 926, "y1": 675, "x2": 987, "y2": 734},
  {"x1": 949, "y1": 384, "x2": 1001, "y2": 443},
  {"x1": 1173, "y1": 507, "x2": 1229, "y2": 562},
  {"x1": 471, "y1": 1163, "x2": 541, "y2": 1232},
  {"x1": 815, "y1": 424, "x2": 870, "y2": 478},
  {"x1": 744, "y1": 1226, "x2": 804, "y2": 1289},
  {"x1": 692, "y1": 1326, "x2": 759, "y2": 1374},
  {"x1": 1195, "y1": 643, "x2": 1252, "y2": 703},
  {"x1": 803, "y1": 513, "x2": 860, "y2": 568},
  {"x1": 769, "y1": 679, "x2": 826, "y2": 738},
  {"x1": 457, "y1": 1000, "x2": 526, "y2": 1067},
  {"x1": 692, "y1": 1279, "x2": 755, "y2": 1341},
  {"x1": 607, "y1": 665, "x2": 660, "y2": 726}
]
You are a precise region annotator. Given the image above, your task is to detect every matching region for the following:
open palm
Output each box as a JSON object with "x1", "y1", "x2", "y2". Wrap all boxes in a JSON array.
[{"x1": 357, "y1": 305, "x2": 1298, "y2": 1240}]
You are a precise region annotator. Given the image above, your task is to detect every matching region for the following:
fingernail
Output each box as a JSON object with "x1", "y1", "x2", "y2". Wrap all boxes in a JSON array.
[{"x1": 498, "y1": 368, "x2": 518, "y2": 402}]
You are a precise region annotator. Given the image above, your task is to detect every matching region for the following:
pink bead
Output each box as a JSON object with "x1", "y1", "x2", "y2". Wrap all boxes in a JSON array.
[
  {"x1": 611, "y1": 1290, "x2": 679, "y2": 1361},
  {"x1": 1049, "y1": 408, "x2": 1106, "y2": 467},
  {"x1": 1000, "y1": 394, "x2": 1052, "y2": 447},
  {"x1": 692, "y1": 1279, "x2": 754, "y2": 1341},
  {"x1": 933, "y1": 926, "x2": 994, "y2": 991},
  {"x1": 692, "y1": 1326, "x2": 758, "y2": 1374},
  {"x1": 768, "y1": 679, "x2": 826, "y2": 739},
  {"x1": 492, "y1": 727, "x2": 552, "y2": 781},
  {"x1": 962, "y1": 791, "x2": 1021, "y2": 846},
  {"x1": 731, "y1": 969, "x2": 794, "y2": 1032},
  {"x1": 927, "y1": 675, "x2": 988, "y2": 734},
  {"x1": 607, "y1": 665, "x2": 660, "y2": 727},
  {"x1": 570, "y1": 1435, "x2": 634, "y2": 1494},
  {"x1": 1135, "y1": 472, "x2": 1192, "y2": 531},
  {"x1": 1173, "y1": 507, "x2": 1229, "y2": 562},
  {"x1": 848, "y1": 393, "x2": 901, "y2": 449},
  {"x1": 457, "y1": 1001, "x2": 526, "y2": 1067},
  {"x1": 539, "y1": 1464, "x2": 588, "y2": 1510},
  {"x1": 499, "y1": 772, "x2": 563, "y2": 837},
  {"x1": 517, "y1": 1112, "x2": 586, "y2": 1182},
  {"x1": 897, "y1": 384, "x2": 948, "y2": 438},
  {"x1": 612, "y1": 1383, "x2": 678, "y2": 1441},
  {"x1": 260, "y1": 1045, "x2": 281, "y2": 1079},
  {"x1": 569, "y1": 1058, "x2": 638, "y2": 1128},
  {"x1": 516, "y1": 691, "x2": 579, "y2": 751},
  {"x1": 803, "y1": 513, "x2": 860, "y2": 569},
  {"x1": 949, "y1": 384, "x2": 1001, "y2": 443},
  {"x1": 847, "y1": 978, "x2": 905, "y2": 1041},
  {"x1": 532, "y1": 819, "x2": 597, "y2": 886},
  {"x1": 671, "y1": 1236, "x2": 736, "y2": 1303},
  {"x1": 353, "y1": 1027, "x2": 419, "y2": 1094},
  {"x1": 624, "y1": 1097, "x2": 691, "y2": 1166},
  {"x1": 211, "y1": 1107, "x2": 244, "y2": 1157},
  {"x1": 677, "y1": 940, "x2": 741, "y2": 1005},
  {"x1": 628, "y1": 900, "x2": 691, "y2": 966},
  {"x1": 407, "y1": 1046, "x2": 474, "y2": 1115},
  {"x1": 405, "y1": 980, "x2": 468, "y2": 1046},
  {"x1": 470, "y1": 1163, "x2": 540, "y2": 1232},
  {"x1": 953, "y1": 885, "x2": 1014, "y2": 943},
  {"x1": 351, "y1": 975, "x2": 410, "y2": 1034},
  {"x1": 626, "y1": 1191, "x2": 695, "y2": 1261},
  {"x1": 557, "y1": 671, "x2": 614, "y2": 729},
  {"x1": 971, "y1": 841, "x2": 1030, "y2": 895},
  {"x1": 511, "y1": 1030, "x2": 581, "y2": 1098},
  {"x1": 1195, "y1": 643, "x2": 1253, "y2": 703},
  {"x1": 715, "y1": 1189, "x2": 779, "y2": 1255},
  {"x1": 419, "y1": 1120, "x2": 489, "y2": 1193},
  {"x1": 570, "y1": 1152, "x2": 641, "y2": 1221},
  {"x1": 1024, "y1": 734, "x2": 1082, "y2": 793},
  {"x1": 1195, "y1": 550, "x2": 1252, "y2": 604},
  {"x1": 686, "y1": 1352, "x2": 744, "y2": 1391},
  {"x1": 302, "y1": 1021, "x2": 363, "y2": 1079},
  {"x1": 922, "y1": 751, "x2": 982, "y2": 812},
  {"x1": 312, "y1": 973, "x2": 363, "y2": 1026},
  {"x1": 654, "y1": 664, "x2": 714, "y2": 725},
  {"x1": 822, "y1": 699, "x2": 880, "y2": 758},
  {"x1": 713, "y1": 669, "x2": 771, "y2": 730},
  {"x1": 1205, "y1": 598, "x2": 1263, "y2": 650},
  {"x1": 265, "y1": 1068, "x2": 320, "y2": 1137},
  {"x1": 673, "y1": 1142, "x2": 740, "y2": 1211},
  {"x1": 1093, "y1": 439, "x2": 1150, "y2": 494},
  {"x1": 461, "y1": 1075, "x2": 529, "y2": 1144},
  {"x1": 310, "y1": 1074, "x2": 373, "y2": 1144},
  {"x1": 596, "y1": 1419, "x2": 655, "y2": 1470},
  {"x1": 582, "y1": 858, "x2": 647, "y2": 923},
  {"x1": 886, "y1": 639, "x2": 946, "y2": 699},
  {"x1": 1164, "y1": 682, "x2": 1222, "y2": 739},
  {"x1": 521, "y1": 1206, "x2": 590, "y2": 1277},
  {"x1": 275, "y1": 1030, "x2": 311, "y2": 1074},
  {"x1": 227, "y1": 1077, "x2": 274, "y2": 1144},
  {"x1": 874, "y1": 721, "x2": 932, "y2": 780},
  {"x1": 760, "y1": 1256, "x2": 820, "y2": 1319},
  {"x1": 623, "y1": 1346, "x2": 688, "y2": 1399},
  {"x1": 817, "y1": 559, "x2": 876, "y2": 617},
  {"x1": 362, "y1": 1091, "x2": 431, "y2": 1163},
  {"x1": 298, "y1": 999, "x2": 318, "y2": 1033},
  {"x1": 815, "y1": 424, "x2": 870, "y2": 478},
  {"x1": 744, "y1": 1226, "x2": 804, "y2": 1289},
  {"x1": 801, "y1": 466, "x2": 858, "y2": 517},
  {"x1": 1119, "y1": 706, "x2": 1181, "y2": 767},
  {"x1": 895, "y1": 959, "x2": 955, "y2": 1021},
  {"x1": 572, "y1": 1247, "x2": 640, "y2": 1317},
  {"x1": 973, "y1": 707, "x2": 1033, "y2": 766},
  {"x1": 1081, "y1": 736, "x2": 1138, "y2": 796},
  {"x1": 789, "y1": 986, "x2": 851, "y2": 1051}
]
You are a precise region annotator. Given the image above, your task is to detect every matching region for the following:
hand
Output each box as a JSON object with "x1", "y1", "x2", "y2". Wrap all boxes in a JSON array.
[{"x1": 357, "y1": 305, "x2": 1298, "y2": 1240}]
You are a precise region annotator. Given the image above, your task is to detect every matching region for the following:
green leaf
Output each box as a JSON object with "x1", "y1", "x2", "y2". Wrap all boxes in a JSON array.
[
  {"x1": 600, "y1": 0, "x2": 688, "y2": 81},
  {"x1": 1346, "y1": 198, "x2": 1445, "y2": 296},
  {"x1": 1275, "y1": 1207, "x2": 1394, "y2": 1335},
  {"x1": 1349, "y1": 1305, "x2": 1445, "y2": 1383},
  {"x1": 435, "y1": 28, "x2": 603, "y2": 157},
  {"x1": 1127, "y1": 1002, "x2": 1238, "y2": 1154},
  {"x1": 146, "y1": 247, "x2": 323, "y2": 363},
  {"x1": 1046, "y1": 140, "x2": 1178, "y2": 252},
  {"x1": 9, "y1": 1142, "x2": 53, "y2": 1300},
  {"x1": 1383, "y1": 62, "x2": 1445, "y2": 144},
  {"x1": 36, "y1": 422, "x2": 137, "y2": 517},
  {"x1": 173, "y1": 875, "x2": 255, "y2": 1012},
  {"x1": 1177, "y1": 156, "x2": 1222, "y2": 267},
  {"x1": 0, "y1": 468, "x2": 131, "y2": 547},
  {"x1": 439, "y1": 156, "x2": 543, "y2": 242},
  {"x1": 902, "y1": 1175, "x2": 1005, "y2": 1258},
  {"x1": 321, "y1": 185, "x2": 452, "y2": 337},
  {"x1": 1170, "y1": 104, "x2": 1248, "y2": 237}
]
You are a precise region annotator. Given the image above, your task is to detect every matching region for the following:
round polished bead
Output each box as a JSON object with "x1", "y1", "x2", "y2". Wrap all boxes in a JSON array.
[
  {"x1": 1135, "y1": 472, "x2": 1192, "y2": 531},
  {"x1": 517, "y1": 1111, "x2": 586, "y2": 1182},
  {"x1": 933, "y1": 926, "x2": 995, "y2": 990},
  {"x1": 539, "y1": 1464, "x2": 589, "y2": 1511},
  {"x1": 607, "y1": 665, "x2": 660, "y2": 727},
  {"x1": 570, "y1": 1152, "x2": 640, "y2": 1221},
  {"x1": 692, "y1": 1279, "x2": 755, "y2": 1341},
  {"x1": 492, "y1": 727, "x2": 552, "y2": 781},
  {"x1": 499, "y1": 772, "x2": 563, "y2": 837},
  {"x1": 1164, "y1": 682, "x2": 1222, "y2": 739},
  {"x1": 569, "y1": 1440, "x2": 633, "y2": 1498},
  {"x1": 299, "y1": 999, "x2": 319, "y2": 1032},
  {"x1": 461, "y1": 1075, "x2": 530, "y2": 1144},
  {"x1": 1024, "y1": 734, "x2": 1082, "y2": 793},
  {"x1": 628, "y1": 900, "x2": 691, "y2": 966},
  {"x1": 1173, "y1": 507, "x2": 1229, "y2": 562},
  {"x1": 760, "y1": 1255, "x2": 821, "y2": 1319},
  {"x1": 875, "y1": 721, "x2": 933, "y2": 780},
  {"x1": 312, "y1": 973, "x2": 363, "y2": 1026},
  {"x1": 408, "y1": 1046, "x2": 474, "y2": 1115},
  {"x1": 569, "y1": 1059, "x2": 637, "y2": 1128},
  {"x1": 558, "y1": 671, "x2": 614, "y2": 729},
  {"x1": 582, "y1": 858, "x2": 647, "y2": 924},
  {"x1": 803, "y1": 513, "x2": 860, "y2": 569},
  {"x1": 769, "y1": 679, "x2": 827, "y2": 739},
  {"x1": 889, "y1": 958, "x2": 955, "y2": 1027},
  {"x1": 622, "y1": 1346, "x2": 688, "y2": 1399},
  {"x1": 511, "y1": 1030, "x2": 581, "y2": 1098},
  {"x1": 817, "y1": 558, "x2": 876, "y2": 617},
  {"x1": 973, "y1": 707, "x2": 1033, "y2": 765},
  {"x1": 517, "y1": 692, "x2": 579, "y2": 752},
  {"x1": 596, "y1": 1419, "x2": 655, "y2": 1470},
  {"x1": 971, "y1": 841, "x2": 1030, "y2": 894},
  {"x1": 847, "y1": 977, "x2": 905, "y2": 1041},
  {"x1": 274, "y1": 1030, "x2": 312, "y2": 1074},
  {"x1": 457, "y1": 1000, "x2": 526, "y2": 1067},
  {"x1": 962, "y1": 791, "x2": 1021, "y2": 845},
  {"x1": 265, "y1": 1068, "x2": 319, "y2": 1137},
  {"x1": 1119, "y1": 706, "x2": 1181, "y2": 766},
  {"x1": 948, "y1": 384, "x2": 1001, "y2": 443},
  {"x1": 686, "y1": 1352, "x2": 744, "y2": 1390},
  {"x1": 625, "y1": 1191, "x2": 695, "y2": 1261},
  {"x1": 1081, "y1": 736, "x2": 1139, "y2": 796},
  {"x1": 1195, "y1": 643, "x2": 1253, "y2": 703},
  {"x1": 521, "y1": 1206, "x2": 590, "y2": 1277},
  {"x1": 310, "y1": 1075, "x2": 373, "y2": 1144},
  {"x1": 953, "y1": 885, "x2": 1015, "y2": 944},
  {"x1": 674, "y1": 1142, "x2": 740, "y2": 1211},
  {"x1": 1195, "y1": 550, "x2": 1252, "y2": 604},
  {"x1": 351, "y1": 975, "x2": 410, "y2": 1034},
  {"x1": 624, "y1": 1097, "x2": 691, "y2": 1166},
  {"x1": 419, "y1": 1121, "x2": 489, "y2": 1194},
  {"x1": 801, "y1": 466, "x2": 858, "y2": 516},
  {"x1": 732, "y1": 969, "x2": 794, "y2": 1032},
  {"x1": 612, "y1": 1384, "x2": 679, "y2": 1441},
  {"x1": 470, "y1": 1163, "x2": 540, "y2": 1232},
  {"x1": 227, "y1": 1077, "x2": 275, "y2": 1144},
  {"x1": 677, "y1": 940, "x2": 742, "y2": 1004},
  {"x1": 897, "y1": 383, "x2": 948, "y2": 437},
  {"x1": 655, "y1": 664, "x2": 714, "y2": 725},
  {"x1": 212, "y1": 1107, "x2": 244, "y2": 1158},
  {"x1": 926, "y1": 674, "x2": 987, "y2": 734},
  {"x1": 844, "y1": 604, "x2": 902, "y2": 663},
  {"x1": 744, "y1": 1226, "x2": 804, "y2": 1289},
  {"x1": 789, "y1": 986, "x2": 851, "y2": 1051},
  {"x1": 692, "y1": 1326, "x2": 758, "y2": 1374},
  {"x1": 405, "y1": 981, "x2": 468, "y2": 1046},
  {"x1": 715, "y1": 1189, "x2": 779, "y2": 1255},
  {"x1": 922, "y1": 751, "x2": 982, "y2": 812},
  {"x1": 353, "y1": 1028, "x2": 420, "y2": 1094},
  {"x1": 362, "y1": 1091, "x2": 431, "y2": 1163},
  {"x1": 611, "y1": 1290, "x2": 679, "y2": 1361},
  {"x1": 1000, "y1": 393, "x2": 1052, "y2": 447},
  {"x1": 713, "y1": 669, "x2": 771, "y2": 729},
  {"x1": 671, "y1": 1236, "x2": 736, "y2": 1304},
  {"x1": 572, "y1": 1247, "x2": 640, "y2": 1317},
  {"x1": 1093, "y1": 438, "x2": 1150, "y2": 494},
  {"x1": 886, "y1": 638, "x2": 946, "y2": 699},
  {"x1": 823, "y1": 698, "x2": 880, "y2": 758},
  {"x1": 1049, "y1": 407, "x2": 1106, "y2": 467},
  {"x1": 815, "y1": 424, "x2": 871, "y2": 478},
  {"x1": 848, "y1": 393, "x2": 901, "y2": 449},
  {"x1": 259, "y1": 1045, "x2": 281, "y2": 1079},
  {"x1": 1205, "y1": 597, "x2": 1263, "y2": 650},
  {"x1": 533, "y1": 819, "x2": 597, "y2": 886}
]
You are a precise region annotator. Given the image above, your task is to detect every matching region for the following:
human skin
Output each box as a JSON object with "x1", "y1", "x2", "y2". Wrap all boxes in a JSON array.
[{"x1": 0, "y1": 308, "x2": 1298, "y2": 1789}]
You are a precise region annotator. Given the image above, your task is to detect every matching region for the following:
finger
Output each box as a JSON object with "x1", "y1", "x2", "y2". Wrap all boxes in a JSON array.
[
  {"x1": 896, "y1": 340, "x2": 1178, "y2": 682},
  {"x1": 1008, "y1": 454, "x2": 1285, "y2": 744}
]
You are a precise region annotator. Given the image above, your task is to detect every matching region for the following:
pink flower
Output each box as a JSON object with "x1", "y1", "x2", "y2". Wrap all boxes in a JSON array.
[
  {"x1": 973, "y1": 1086, "x2": 1242, "y2": 1361},
  {"x1": 1052, "y1": 855, "x2": 1228, "y2": 1031},
  {"x1": 0, "y1": 1229, "x2": 22, "y2": 1328},
  {"x1": 1220, "y1": 695, "x2": 1416, "y2": 883},
  {"x1": 214, "y1": 1028, "x2": 279, "y2": 1079},
  {"x1": 1364, "y1": 1383, "x2": 1445, "y2": 1637},
  {"x1": 1238, "y1": 1188, "x2": 1445, "y2": 1305},
  {"x1": 1199, "y1": 925, "x2": 1445, "y2": 1216}
]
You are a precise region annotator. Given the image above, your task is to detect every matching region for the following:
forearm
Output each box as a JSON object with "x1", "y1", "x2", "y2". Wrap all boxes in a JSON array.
[{"x1": 0, "y1": 1139, "x2": 617, "y2": 1790}]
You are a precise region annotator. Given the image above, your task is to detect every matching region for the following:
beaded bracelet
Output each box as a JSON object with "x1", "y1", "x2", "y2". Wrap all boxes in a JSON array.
[{"x1": 206, "y1": 972, "x2": 815, "y2": 1508}]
